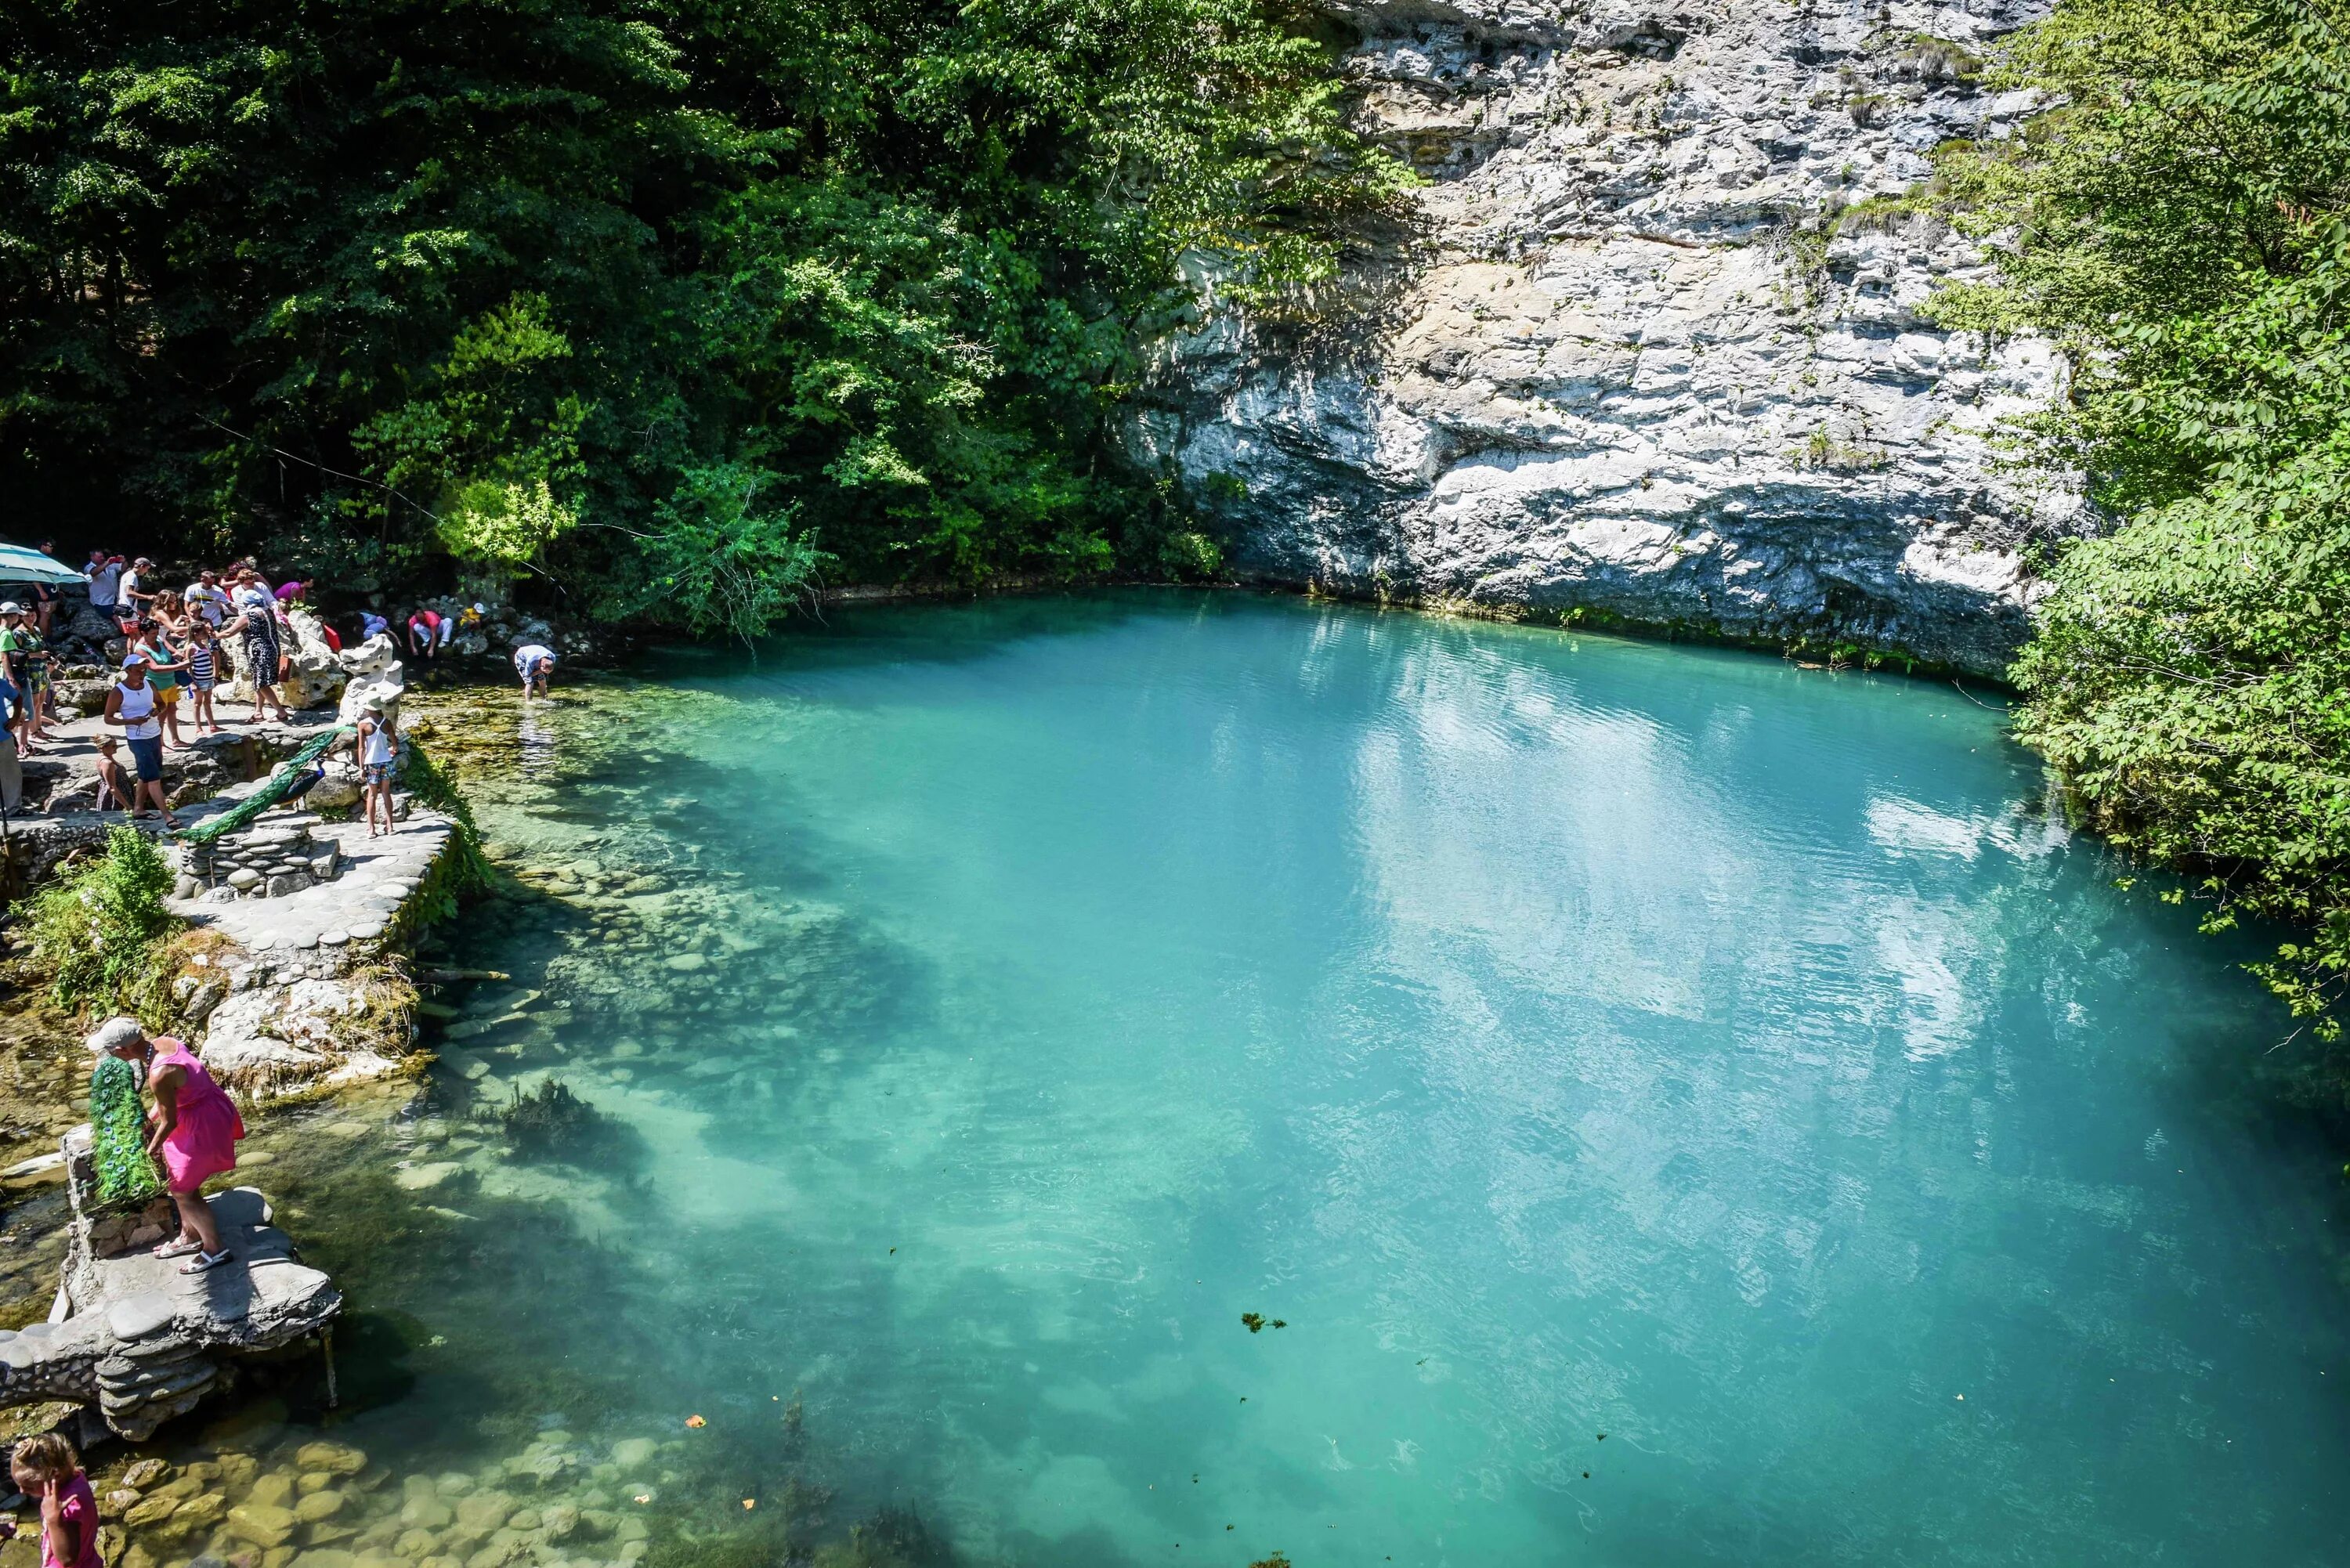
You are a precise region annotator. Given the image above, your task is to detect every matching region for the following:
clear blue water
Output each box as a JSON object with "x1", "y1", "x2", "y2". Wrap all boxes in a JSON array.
[{"x1": 346, "y1": 592, "x2": 2349, "y2": 1566}]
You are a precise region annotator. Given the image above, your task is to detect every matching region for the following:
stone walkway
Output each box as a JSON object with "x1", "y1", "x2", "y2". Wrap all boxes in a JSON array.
[
  {"x1": 169, "y1": 815, "x2": 451, "y2": 954},
  {"x1": 6, "y1": 701, "x2": 468, "y2": 1097},
  {"x1": 20, "y1": 705, "x2": 345, "y2": 813}
]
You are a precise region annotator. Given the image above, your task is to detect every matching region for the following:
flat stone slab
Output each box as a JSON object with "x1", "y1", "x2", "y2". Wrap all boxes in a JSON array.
[
  {"x1": 105, "y1": 1290, "x2": 177, "y2": 1342},
  {"x1": 165, "y1": 813, "x2": 454, "y2": 970}
]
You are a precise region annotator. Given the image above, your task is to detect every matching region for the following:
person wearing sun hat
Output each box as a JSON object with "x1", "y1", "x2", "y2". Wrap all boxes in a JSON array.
[
  {"x1": 101, "y1": 652, "x2": 176, "y2": 824},
  {"x1": 355, "y1": 693, "x2": 399, "y2": 837}
]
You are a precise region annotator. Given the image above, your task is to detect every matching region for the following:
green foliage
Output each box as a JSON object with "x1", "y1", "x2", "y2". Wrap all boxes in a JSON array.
[
  {"x1": 1158, "y1": 528, "x2": 1226, "y2": 581},
  {"x1": 20, "y1": 826, "x2": 182, "y2": 1016},
  {"x1": 0, "y1": 0, "x2": 1403, "y2": 629},
  {"x1": 1928, "y1": 0, "x2": 2350, "y2": 1041},
  {"x1": 624, "y1": 464, "x2": 830, "y2": 646},
  {"x1": 89, "y1": 1053, "x2": 164, "y2": 1209},
  {"x1": 400, "y1": 742, "x2": 494, "y2": 896}
]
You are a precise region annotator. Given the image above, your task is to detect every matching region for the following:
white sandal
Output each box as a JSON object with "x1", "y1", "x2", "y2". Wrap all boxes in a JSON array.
[{"x1": 179, "y1": 1248, "x2": 233, "y2": 1275}]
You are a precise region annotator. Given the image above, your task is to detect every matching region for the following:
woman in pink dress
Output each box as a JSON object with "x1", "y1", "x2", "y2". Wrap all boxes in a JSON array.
[{"x1": 89, "y1": 1016, "x2": 246, "y2": 1274}]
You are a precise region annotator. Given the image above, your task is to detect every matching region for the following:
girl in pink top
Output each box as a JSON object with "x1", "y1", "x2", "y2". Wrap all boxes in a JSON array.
[
  {"x1": 5, "y1": 1433, "x2": 102, "y2": 1568},
  {"x1": 89, "y1": 1017, "x2": 245, "y2": 1274}
]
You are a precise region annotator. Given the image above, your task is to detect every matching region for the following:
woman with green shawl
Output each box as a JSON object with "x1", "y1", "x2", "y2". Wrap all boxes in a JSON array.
[{"x1": 86, "y1": 1024, "x2": 163, "y2": 1207}]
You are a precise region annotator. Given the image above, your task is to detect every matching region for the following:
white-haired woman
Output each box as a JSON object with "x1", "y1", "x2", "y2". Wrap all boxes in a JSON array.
[{"x1": 88, "y1": 1017, "x2": 245, "y2": 1274}]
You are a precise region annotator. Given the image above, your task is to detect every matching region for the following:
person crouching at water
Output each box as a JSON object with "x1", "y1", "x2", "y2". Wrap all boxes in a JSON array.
[
  {"x1": 101, "y1": 654, "x2": 177, "y2": 826},
  {"x1": 513, "y1": 642, "x2": 556, "y2": 695},
  {"x1": 3, "y1": 1433, "x2": 103, "y2": 1568},
  {"x1": 407, "y1": 608, "x2": 443, "y2": 660},
  {"x1": 89, "y1": 1017, "x2": 244, "y2": 1274},
  {"x1": 355, "y1": 696, "x2": 398, "y2": 836}
]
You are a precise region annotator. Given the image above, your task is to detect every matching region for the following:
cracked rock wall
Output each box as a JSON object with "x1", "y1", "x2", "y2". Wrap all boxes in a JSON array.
[{"x1": 1132, "y1": 0, "x2": 2077, "y2": 674}]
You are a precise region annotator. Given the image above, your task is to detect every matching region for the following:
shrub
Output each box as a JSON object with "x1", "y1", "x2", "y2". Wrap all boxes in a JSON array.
[
  {"x1": 20, "y1": 826, "x2": 182, "y2": 1017},
  {"x1": 1159, "y1": 529, "x2": 1227, "y2": 582}
]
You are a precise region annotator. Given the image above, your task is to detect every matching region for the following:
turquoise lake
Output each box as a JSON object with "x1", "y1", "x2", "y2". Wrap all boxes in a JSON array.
[{"x1": 328, "y1": 591, "x2": 2349, "y2": 1566}]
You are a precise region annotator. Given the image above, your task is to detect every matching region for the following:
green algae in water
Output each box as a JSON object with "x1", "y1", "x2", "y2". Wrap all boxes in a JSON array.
[
  {"x1": 329, "y1": 595, "x2": 2350, "y2": 1566},
  {"x1": 490, "y1": 1078, "x2": 642, "y2": 1168}
]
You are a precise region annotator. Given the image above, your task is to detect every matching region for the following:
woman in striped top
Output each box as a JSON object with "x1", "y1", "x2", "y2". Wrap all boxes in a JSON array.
[{"x1": 185, "y1": 621, "x2": 224, "y2": 735}]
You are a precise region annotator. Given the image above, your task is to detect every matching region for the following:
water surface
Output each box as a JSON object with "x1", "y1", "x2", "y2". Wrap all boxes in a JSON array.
[{"x1": 342, "y1": 592, "x2": 2346, "y2": 1566}]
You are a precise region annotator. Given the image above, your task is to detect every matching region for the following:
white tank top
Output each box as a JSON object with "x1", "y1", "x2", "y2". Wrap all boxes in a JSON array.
[
  {"x1": 361, "y1": 718, "x2": 396, "y2": 764},
  {"x1": 114, "y1": 680, "x2": 159, "y2": 739}
]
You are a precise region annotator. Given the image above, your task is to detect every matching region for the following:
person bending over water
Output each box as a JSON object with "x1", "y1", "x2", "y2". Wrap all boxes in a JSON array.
[
  {"x1": 89, "y1": 1017, "x2": 245, "y2": 1274},
  {"x1": 514, "y1": 642, "x2": 557, "y2": 695}
]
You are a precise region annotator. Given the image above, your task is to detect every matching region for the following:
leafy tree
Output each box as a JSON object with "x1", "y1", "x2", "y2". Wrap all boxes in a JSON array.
[
  {"x1": 1929, "y1": 0, "x2": 2350, "y2": 1042},
  {"x1": 0, "y1": 0, "x2": 1403, "y2": 623}
]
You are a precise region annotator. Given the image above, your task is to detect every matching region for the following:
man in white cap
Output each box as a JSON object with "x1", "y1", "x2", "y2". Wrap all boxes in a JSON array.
[
  {"x1": 102, "y1": 652, "x2": 175, "y2": 824},
  {"x1": 513, "y1": 641, "x2": 557, "y2": 696}
]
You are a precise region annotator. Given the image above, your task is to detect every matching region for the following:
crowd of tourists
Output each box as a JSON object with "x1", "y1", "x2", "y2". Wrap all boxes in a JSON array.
[{"x1": 0, "y1": 546, "x2": 562, "y2": 822}]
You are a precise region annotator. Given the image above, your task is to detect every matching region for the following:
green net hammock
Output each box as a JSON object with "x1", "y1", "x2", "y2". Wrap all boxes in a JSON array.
[
  {"x1": 89, "y1": 1052, "x2": 162, "y2": 1208},
  {"x1": 175, "y1": 724, "x2": 354, "y2": 844}
]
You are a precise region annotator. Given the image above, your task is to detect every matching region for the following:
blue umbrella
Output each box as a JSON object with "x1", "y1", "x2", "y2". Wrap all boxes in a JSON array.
[{"x1": 0, "y1": 542, "x2": 85, "y2": 586}]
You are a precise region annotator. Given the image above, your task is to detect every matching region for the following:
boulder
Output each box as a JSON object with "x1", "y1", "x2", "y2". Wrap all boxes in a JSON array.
[
  {"x1": 334, "y1": 634, "x2": 407, "y2": 725},
  {"x1": 298, "y1": 1441, "x2": 370, "y2": 1476},
  {"x1": 400, "y1": 1498, "x2": 454, "y2": 1531},
  {"x1": 454, "y1": 1493, "x2": 513, "y2": 1534},
  {"x1": 227, "y1": 1502, "x2": 298, "y2": 1548}
]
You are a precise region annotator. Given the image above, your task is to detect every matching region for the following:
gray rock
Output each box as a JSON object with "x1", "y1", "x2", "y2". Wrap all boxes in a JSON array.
[
  {"x1": 104, "y1": 1291, "x2": 178, "y2": 1342},
  {"x1": 265, "y1": 871, "x2": 313, "y2": 898},
  {"x1": 1134, "y1": 0, "x2": 2078, "y2": 675},
  {"x1": 394, "y1": 1162, "x2": 463, "y2": 1191},
  {"x1": 226, "y1": 869, "x2": 262, "y2": 892}
]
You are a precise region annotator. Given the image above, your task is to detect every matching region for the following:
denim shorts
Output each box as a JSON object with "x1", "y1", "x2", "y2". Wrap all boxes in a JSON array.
[
  {"x1": 125, "y1": 734, "x2": 163, "y2": 782},
  {"x1": 363, "y1": 761, "x2": 393, "y2": 786}
]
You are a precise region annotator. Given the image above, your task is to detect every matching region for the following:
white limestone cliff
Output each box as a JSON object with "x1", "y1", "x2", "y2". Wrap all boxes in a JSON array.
[{"x1": 1132, "y1": 0, "x2": 2079, "y2": 674}]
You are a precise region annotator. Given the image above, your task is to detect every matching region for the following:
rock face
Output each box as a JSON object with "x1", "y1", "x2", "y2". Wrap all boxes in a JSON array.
[{"x1": 1133, "y1": 0, "x2": 2081, "y2": 674}]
